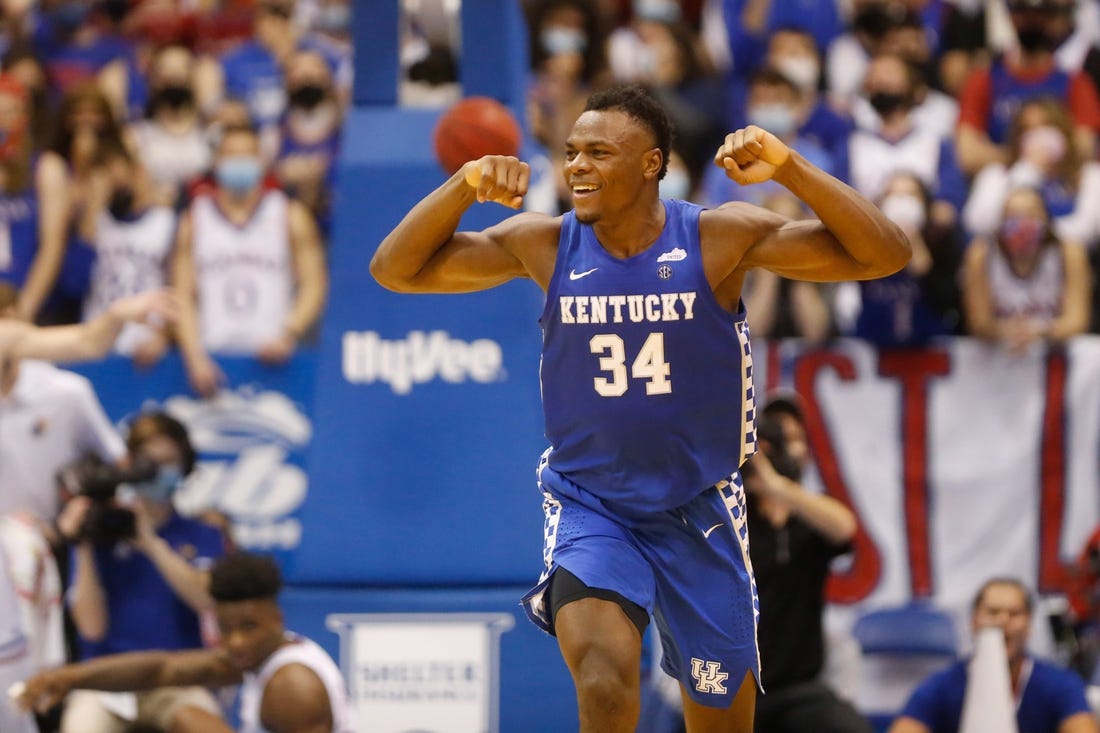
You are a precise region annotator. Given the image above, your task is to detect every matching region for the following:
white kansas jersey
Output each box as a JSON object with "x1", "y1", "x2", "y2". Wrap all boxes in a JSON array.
[
  {"x1": 191, "y1": 191, "x2": 293, "y2": 354},
  {"x1": 83, "y1": 207, "x2": 177, "y2": 355},
  {"x1": 987, "y1": 243, "x2": 1065, "y2": 324},
  {"x1": 847, "y1": 127, "x2": 944, "y2": 202},
  {"x1": 239, "y1": 633, "x2": 355, "y2": 733}
]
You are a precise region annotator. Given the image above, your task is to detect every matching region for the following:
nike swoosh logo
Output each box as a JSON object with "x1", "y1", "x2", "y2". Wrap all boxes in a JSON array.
[
  {"x1": 569, "y1": 267, "x2": 598, "y2": 280},
  {"x1": 703, "y1": 523, "x2": 724, "y2": 539}
]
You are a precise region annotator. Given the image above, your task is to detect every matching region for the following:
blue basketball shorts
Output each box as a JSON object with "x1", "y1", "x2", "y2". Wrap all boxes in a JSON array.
[{"x1": 520, "y1": 455, "x2": 762, "y2": 708}]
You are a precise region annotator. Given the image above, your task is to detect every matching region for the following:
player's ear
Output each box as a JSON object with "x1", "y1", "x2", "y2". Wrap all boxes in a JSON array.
[{"x1": 642, "y1": 148, "x2": 663, "y2": 181}]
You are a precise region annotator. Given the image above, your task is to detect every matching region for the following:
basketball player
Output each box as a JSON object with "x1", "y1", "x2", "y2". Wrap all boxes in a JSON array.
[
  {"x1": 15, "y1": 553, "x2": 354, "y2": 733},
  {"x1": 0, "y1": 286, "x2": 175, "y2": 733},
  {"x1": 371, "y1": 84, "x2": 910, "y2": 732}
]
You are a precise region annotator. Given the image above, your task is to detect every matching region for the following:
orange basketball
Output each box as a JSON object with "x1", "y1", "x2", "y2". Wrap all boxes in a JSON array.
[{"x1": 432, "y1": 97, "x2": 523, "y2": 175}]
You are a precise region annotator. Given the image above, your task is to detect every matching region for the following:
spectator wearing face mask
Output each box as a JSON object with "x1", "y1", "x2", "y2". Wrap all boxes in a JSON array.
[
  {"x1": 304, "y1": 0, "x2": 352, "y2": 46},
  {"x1": 126, "y1": 44, "x2": 211, "y2": 209},
  {"x1": 276, "y1": 49, "x2": 342, "y2": 236},
  {"x1": 622, "y1": 16, "x2": 727, "y2": 181},
  {"x1": 964, "y1": 97, "x2": 1100, "y2": 249},
  {"x1": 825, "y1": 0, "x2": 915, "y2": 112},
  {"x1": 42, "y1": 83, "x2": 141, "y2": 324},
  {"x1": 701, "y1": 68, "x2": 834, "y2": 208},
  {"x1": 759, "y1": 27, "x2": 852, "y2": 159},
  {"x1": 841, "y1": 172, "x2": 963, "y2": 345},
  {"x1": 79, "y1": 143, "x2": 177, "y2": 363},
  {"x1": 606, "y1": 0, "x2": 683, "y2": 83},
  {"x1": 955, "y1": 0, "x2": 1100, "y2": 176},
  {"x1": 196, "y1": 0, "x2": 351, "y2": 132},
  {"x1": 721, "y1": 0, "x2": 844, "y2": 80},
  {"x1": 837, "y1": 53, "x2": 967, "y2": 222},
  {"x1": 525, "y1": 0, "x2": 611, "y2": 215},
  {"x1": 859, "y1": 11, "x2": 958, "y2": 141},
  {"x1": 962, "y1": 186, "x2": 1091, "y2": 354},
  {"x1": 173, "y1": 123, "x2": 328, "y2": 397},
  {"x1": 54, "y1": 411, "x2": 226, "y2": 733}
]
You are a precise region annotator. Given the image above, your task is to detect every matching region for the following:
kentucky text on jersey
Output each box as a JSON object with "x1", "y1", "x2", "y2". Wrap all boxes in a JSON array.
[{"x1": 557, "y1": 292, "x2": 698, "y2": 324}]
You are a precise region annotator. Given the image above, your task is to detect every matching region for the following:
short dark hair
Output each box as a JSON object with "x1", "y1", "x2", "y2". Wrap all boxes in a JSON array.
[
  {"x1": 220, "y1": 121, "x2": 260, "y2": 142},
  {"x1": 972, "y1": 577, "x2": 1033, "y2": 615},
  {"x1": 761, "y1": 392, "x2": 805, "y2": 427},
  {"x1": 126, "y1": 411, "x2": 197, "y2": 475},
  {"x1": 750, "y1": 67, "x2": 801, "y2": 97},
  {"x1": 210, "y1": 553, "x2": 283, "y2": 603},
  {"x1": 584, "y1": 84, "x2": 673, "y2": 178}
]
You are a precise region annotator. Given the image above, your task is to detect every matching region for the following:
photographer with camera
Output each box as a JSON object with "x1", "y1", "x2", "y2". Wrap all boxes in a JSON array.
[
  {"x1": 744, "y1": 394, "x2": 868, "y2": 733},
  {"x1": 54, "y1": 411, "x2": 227, "y2": 733}
]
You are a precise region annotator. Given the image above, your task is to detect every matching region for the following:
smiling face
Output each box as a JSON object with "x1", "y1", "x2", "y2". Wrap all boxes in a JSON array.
[
  {"x1": 563, "y1": 109, "x2": 662, "y2": 225},
  {"x1": 216, "y1": 598, "x2": 286, "y2": 672}
]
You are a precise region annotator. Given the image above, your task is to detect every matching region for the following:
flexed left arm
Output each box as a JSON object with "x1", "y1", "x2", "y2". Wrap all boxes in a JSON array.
[{"x1": 713, "y1": 127, "x2": 911, "y2": 282}]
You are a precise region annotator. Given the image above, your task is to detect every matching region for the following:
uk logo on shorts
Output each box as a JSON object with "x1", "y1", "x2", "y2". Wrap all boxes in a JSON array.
[{"x1": 690, "y1": 658, "x2": 729, "y2": 695}]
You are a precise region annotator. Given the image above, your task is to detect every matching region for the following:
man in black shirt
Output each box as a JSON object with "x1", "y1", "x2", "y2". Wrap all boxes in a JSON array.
[{"x1": 745, "y1": 395, "x2": 871, "y2": 733}]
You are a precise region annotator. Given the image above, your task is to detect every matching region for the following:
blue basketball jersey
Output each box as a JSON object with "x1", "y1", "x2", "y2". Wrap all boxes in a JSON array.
[
  {"x1": 988, "y1": 59, "x2": 1070, "y2": 144},
  {"x1": 539, "y1": 199, "x2": 757, "y2": 512},
  {"x1": 0, "y1": 187, "x2": 40, "y2": 290}
]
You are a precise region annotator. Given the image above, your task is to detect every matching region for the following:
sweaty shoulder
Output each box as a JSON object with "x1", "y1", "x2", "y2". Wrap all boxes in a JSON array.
[
  {"x1": 261, "y1": 662, "x2": 333, "y2": 733},
  {"x1": 486, "y1": 211, "x2": 562, "y2": 290}
]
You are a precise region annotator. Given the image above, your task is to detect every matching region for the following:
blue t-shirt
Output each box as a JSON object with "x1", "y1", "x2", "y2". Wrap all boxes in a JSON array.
[
  {"x1": 900, "y1": 658, "x2": 1091, "y2": 733},
  {"x1": 73, "y1": 513, "x2": 224, "y2": 659},
  {"x1": 222, "y1": 36, "x2": 346, "y2": 127},
  {"x1": 540, "y1": 199, "x2": 757, "y2": 512},
  {"x1": 722, "y1": 0, "x2": 842, "y2": 74},
  {"x1": 987, "y1": 59, "x2": 1071, "y2": 144}
]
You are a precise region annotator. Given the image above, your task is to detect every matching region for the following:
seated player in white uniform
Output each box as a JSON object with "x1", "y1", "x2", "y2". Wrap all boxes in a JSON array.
[
  {"x1": 13, "y1": 552, "x2": 355, "y2": 733},
  {"x1": 0, "y1": 287, "x2": 176, "y2": 732}
]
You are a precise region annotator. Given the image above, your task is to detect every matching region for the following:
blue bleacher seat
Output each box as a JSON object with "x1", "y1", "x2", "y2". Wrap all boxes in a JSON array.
[{"x1": 851, "y1": 602, "x2": 960, "y2": 733}]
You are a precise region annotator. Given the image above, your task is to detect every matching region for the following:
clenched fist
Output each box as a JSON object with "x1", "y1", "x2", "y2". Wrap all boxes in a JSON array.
[
  {"x1": 462, "y1": 155, "x2": 530, "y2": 209},
  {"x1": 714, "y1": 127, "x2": 792, "y2": 186}
]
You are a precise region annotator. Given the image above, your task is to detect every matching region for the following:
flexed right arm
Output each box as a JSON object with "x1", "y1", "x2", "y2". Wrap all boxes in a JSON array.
[{"x1": 370, "y1": 156, "x2": 536, "y2": 294}]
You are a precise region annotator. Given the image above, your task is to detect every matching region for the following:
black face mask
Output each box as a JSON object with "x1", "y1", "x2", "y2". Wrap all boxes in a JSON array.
[
  {"x1": 108, "y1": 187, "x2": 135, "y2": 220},
  {"x1": 1016, "y1": 24, "x2": 1056, "y2": 52},
  {"x1": 152, "y1": 85, "x2": 194, "y2": 111},
  {"x1": 288, "y1": 84, "x2": 327, "y2": 110},
  {"x1": 869, "y1": 91, "x2": 909, "y2": 117}
]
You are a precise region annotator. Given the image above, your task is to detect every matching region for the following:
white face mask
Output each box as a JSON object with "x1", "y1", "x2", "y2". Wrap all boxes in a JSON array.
[
  {"x1": 659, "y1": 168, "x2": 691, "y2": 200},
  {"x1": 541, "y1": 26, "x2": 587, "y2": 56},
  {"x1": 747, "y1": 103, "x2": 798, "y2": 139},
  {"x1": 1020, "y1": 125, "x2": 1067, "y2": 167},
  {"x1": 774, "y1": 56, "x2": 819, "y2": 92},
  {"x1": 633, "y1": 0, "x2": 680, "y2": 22},
  {"x1": 880, "y1": 193, "x2": 926, "y2": 231}
]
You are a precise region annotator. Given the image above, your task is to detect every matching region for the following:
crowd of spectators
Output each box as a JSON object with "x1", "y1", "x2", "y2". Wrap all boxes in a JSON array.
[
  {"x1": 0, "y1": 0, "x2": 345, "y2": 730},
  {"x1": 0, "y1": 0, "x2": 343, "y2": 353},
  {"x1": 497, "y1": 0, "x2": 1100, "y2": 351},
  {"x1": 7, "y1": 0, "x2": 1100, "y2": 730}
]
